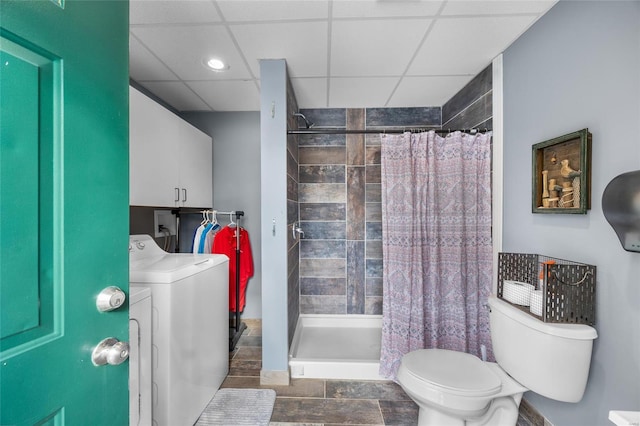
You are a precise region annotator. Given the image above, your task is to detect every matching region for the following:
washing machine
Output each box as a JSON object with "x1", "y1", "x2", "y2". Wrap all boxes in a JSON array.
[
  {"x1": 129, "y1": 235, "x2": 229, "y2": 426},
  {"x1": 129, "y1": 287, "x2": 152, "y2": 426}
]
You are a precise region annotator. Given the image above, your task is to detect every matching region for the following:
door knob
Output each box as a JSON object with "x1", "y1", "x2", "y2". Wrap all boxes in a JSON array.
[
  {"x1": 96, "y1": 286, "x2": 126, "y2": 312},
  {"x1": 92, "y1": 337, "x2": 129, "y2": 366}
]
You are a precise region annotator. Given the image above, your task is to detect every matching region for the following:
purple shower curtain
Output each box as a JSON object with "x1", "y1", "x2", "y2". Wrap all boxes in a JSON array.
[{"x1": 379, "y1": 130, "x2": 493, "y2": 380}]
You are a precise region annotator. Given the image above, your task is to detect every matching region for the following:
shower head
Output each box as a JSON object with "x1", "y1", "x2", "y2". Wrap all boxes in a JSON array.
[{"x1": 293, "y1": 112, "x2": 314, "y2": 129}]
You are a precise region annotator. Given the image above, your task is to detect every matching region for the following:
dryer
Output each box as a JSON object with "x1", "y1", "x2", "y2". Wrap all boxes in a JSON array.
[
  {"x1": 129, "y1": 287, "x2": 151, "y2": 426},
  {"x1": 129, "y1": 235, "x2": 229, "y2": 426}
]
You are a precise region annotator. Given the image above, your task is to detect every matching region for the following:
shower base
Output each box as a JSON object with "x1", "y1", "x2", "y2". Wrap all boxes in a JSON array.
[{"x1": 289, "y1": 314, "x2": 384, "y2": 380}]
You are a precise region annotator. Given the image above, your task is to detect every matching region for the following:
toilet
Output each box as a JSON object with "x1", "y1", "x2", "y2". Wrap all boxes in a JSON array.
[{"x1": 397, "y1": 295, "x2": 597, "y2": 426}]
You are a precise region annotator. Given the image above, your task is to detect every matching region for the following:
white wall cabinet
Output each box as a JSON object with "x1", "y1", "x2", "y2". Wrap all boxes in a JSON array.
[
  {"x1": 130, "y1": 86, "x2": 212, "y2": 208},
  {"x1": 177, "y1": 122, "x2": 212, "y2": 208}
]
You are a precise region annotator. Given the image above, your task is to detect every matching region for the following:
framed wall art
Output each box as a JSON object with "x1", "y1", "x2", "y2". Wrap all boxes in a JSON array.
[{"x1": 532, "y1": 129, "x2": 592, "y2": 214}]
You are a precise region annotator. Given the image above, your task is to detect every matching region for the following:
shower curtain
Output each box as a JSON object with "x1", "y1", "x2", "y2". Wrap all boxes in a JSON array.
[{"x1": 379, "y1": 130, "x2": 493, "y2": 380}]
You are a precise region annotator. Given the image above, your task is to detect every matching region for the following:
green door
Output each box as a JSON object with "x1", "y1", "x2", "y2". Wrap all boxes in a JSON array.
[{"x1": 1, "y1": 1, "x2": 130, "y2": 424}]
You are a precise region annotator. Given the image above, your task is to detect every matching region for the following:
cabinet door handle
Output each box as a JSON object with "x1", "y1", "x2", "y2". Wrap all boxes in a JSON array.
[
  {"x1": 182, "y1": 188, "x2": 187, "y2": 203},
  {"x1": 174, "y1": 188, "x2": 180, "y2": 202}
]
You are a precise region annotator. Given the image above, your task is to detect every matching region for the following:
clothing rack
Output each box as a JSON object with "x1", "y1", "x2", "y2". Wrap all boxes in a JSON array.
[
  {"x1": 287, "y1": 127, "x2": 490, "y2": 135},
  {"x1": 209, "y1": 210, "x2": 246, "y2": 351},
  {"x1": 174, "y1": 208, "x2": 247, "y2": 351}
]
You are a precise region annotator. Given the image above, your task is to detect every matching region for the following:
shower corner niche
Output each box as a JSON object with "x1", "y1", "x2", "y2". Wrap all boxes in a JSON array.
[{"x1": 603, "y1": 170, "x2": 640, "y2": 253}]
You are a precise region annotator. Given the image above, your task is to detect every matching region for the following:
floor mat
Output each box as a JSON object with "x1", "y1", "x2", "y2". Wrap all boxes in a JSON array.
[{"x1": 195, "y1": 388, "x2": 276, "y2": 426}]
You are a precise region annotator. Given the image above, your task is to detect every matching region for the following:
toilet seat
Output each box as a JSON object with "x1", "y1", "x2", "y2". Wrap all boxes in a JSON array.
[
  {"x1": 401, "y1": 349, "x2": 502, "y2": 397},
  {"x1": 397, "y1": 349, "x2": 505, "y2": 417}
]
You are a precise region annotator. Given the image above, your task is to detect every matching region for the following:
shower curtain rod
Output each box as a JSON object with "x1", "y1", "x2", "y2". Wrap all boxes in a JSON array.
[{"x1": 287, "y1": 128, "x2": 489, "y2": 135}]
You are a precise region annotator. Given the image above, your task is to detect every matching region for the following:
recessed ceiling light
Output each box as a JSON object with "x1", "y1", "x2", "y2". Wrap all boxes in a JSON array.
[{"x1": 204, "y1": 58, "x2": 228, "y2": 72}]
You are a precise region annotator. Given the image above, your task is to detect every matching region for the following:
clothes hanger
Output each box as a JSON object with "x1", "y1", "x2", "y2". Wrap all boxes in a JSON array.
[
  {"x1": 212, "y1": 210, "x2": 220, "y2": 230},
  {"x1": 229, "y1": 212, "x2": 236, "y2": 228}
]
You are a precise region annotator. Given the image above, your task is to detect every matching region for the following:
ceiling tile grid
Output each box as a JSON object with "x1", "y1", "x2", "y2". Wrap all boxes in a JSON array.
[
  {"x1": 217, "y1": 0, "x2": 329, "y2": 21},
  {"x1": 389, "y1": 75, "x2": 475, "y2": 108},
  {"x1": 187, "y1": 80, "x2": 261, "y2": 111},
  {"x1": 329, "y1": 18, "x2": 432, "y2": 77},
  {"x1": 406, "y1": 15, "x2": 541, "y2": 76},
  {"x1": 130, "y1": 0, "x2": 222, "y2": 24},
  {"x1": 329, "y1": 77, "x2": 399, "y2": 108},
  {"x1": 129, "y1": 34, "x2": 178, "y2": 82},
  {"x1": 129, "y1": 0, "x2": 556, "y2": 112},
  {"x1": 131, "y1": 24, "x2": 252, "y2": 81},
  {"x1": 290, "y1": 77, "x2": 329, "y2": 109},
  {"x1": 137, "y1": 81, "x2": 213, "y2": 111},
  {"x1": 230, "y1": 21, "x2": 329, "y2": 78}
]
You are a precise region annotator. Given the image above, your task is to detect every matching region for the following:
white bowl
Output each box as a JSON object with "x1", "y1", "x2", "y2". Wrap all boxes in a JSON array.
[{"x1": 502, "y1": 280, "x2": 535, "y2": 306}]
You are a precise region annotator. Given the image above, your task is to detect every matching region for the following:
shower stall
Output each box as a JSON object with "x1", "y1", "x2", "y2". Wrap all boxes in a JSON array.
[
  {"x1": 289, "y1": 314, "x2": 383, "y2": 380},
  {"x1": 283, "y1": 62, "x2": 493, "y2": 381},
  {"x1": 285, "y1": 106, "x2": 390, "y2": 380}
]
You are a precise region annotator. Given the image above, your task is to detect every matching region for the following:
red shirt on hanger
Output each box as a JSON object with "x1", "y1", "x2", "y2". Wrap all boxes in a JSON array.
[{"x1": 212, "y1": 225, "x2": 254, "y2": 312}]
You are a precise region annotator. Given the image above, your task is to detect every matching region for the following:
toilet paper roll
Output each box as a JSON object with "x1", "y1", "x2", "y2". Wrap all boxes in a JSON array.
[
  {"x1": 530, "y1": 290, "x2": 543, "y2": 316},
  {"x1": 502, "y1": 280, "x2": 534, "y2": 306}
]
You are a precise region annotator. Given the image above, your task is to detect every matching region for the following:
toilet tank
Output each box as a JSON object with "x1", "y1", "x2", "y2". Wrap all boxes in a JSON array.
[{"x1": 488, "y1": 295, "x2": 597, "y2": 403}]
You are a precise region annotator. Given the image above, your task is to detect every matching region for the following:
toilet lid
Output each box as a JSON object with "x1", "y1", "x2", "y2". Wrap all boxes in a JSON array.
[{"x1": 401, "y1": 349, "x2": 502, "y2": 397}]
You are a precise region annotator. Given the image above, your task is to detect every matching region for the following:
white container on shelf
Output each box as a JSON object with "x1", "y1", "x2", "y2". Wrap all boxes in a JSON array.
[
  {"x1": 530, "y1": 290, "x2": 544, "y2": 316},
  {"x1": 502, "y1": 280, "x2": 535, "y2": 306}
]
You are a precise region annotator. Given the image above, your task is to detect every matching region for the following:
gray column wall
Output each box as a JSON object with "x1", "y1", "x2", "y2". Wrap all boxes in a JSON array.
[{"x1": 260, "y1": 59, "x2": 290, "y2": 374}]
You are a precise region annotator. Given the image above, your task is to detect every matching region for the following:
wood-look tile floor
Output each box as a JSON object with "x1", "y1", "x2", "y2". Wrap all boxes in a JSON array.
[
  {"x1": 224, "y1": 320, "x2": 535, "y2": 426},
  {"x1": 224, "y1": 320, "x2": 418, "y2": 425}
]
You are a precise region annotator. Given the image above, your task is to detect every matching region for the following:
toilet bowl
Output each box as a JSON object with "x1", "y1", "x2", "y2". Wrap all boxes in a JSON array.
[
  {"x1": 396, "y1": 295, "x2": 597, "y2": 426},
  {"x1": 398, "y1": 349, "x2": 527, "y2": 425}
]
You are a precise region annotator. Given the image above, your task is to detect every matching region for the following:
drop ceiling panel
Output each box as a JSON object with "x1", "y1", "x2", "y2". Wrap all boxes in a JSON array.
[
  {"x1": 217, "y1": 0, "x2": 329, "y2": 22},
  {"x1": 231, "y1": 21, "x2": 328, "y2": 78},
  {"x1": 130, "y1": 0, "x2": 221, "y2": 24},
  {"x1": 128, "y1": 0, "x2": 557, "y2": 111},
  {"x1": 329, "y1": 77, "x2": 398, "y2": 108},
  {"x1": 407, "y1": 15, "x2": 538, "y2": 76},
  {"x1": 138, "y1": 81, "x2": 212, "y2": 111},
  {"x1": 129, "y1": 35, "x2": 177, "y2": 81},
  {"x1": 441, "y1": 1, "x2": 556, "y2": 16},
  {"x1": 290, "y1": 78, "x2": 328, "y2": 109},
  {"x1": 332, "y1": 0, "x2": 443, "y2": 19},
  {"x1": 187, "y1": 80, "x2": 261, "y2": 111},
  {"x1": 388, "y1": 75, "x2": 474, "y2": 107},
  {"x1": 132, "y1": 24, "x2": 252, "y2": 80},
  {"x1": 331, "y1": 19, "x2": 431, "y2": 77}
]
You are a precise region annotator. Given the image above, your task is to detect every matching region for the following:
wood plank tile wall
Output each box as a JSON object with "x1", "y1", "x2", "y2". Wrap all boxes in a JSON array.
[
  {"x1": 297, "y1": 107, "x2": 441, "y2": 315},
  {"x1": 442, "y1": 63, "x2": 493, "y2": 131}
]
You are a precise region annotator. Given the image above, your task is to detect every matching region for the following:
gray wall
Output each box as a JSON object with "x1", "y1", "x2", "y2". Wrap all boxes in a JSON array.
[
  {"x1": 181, "y1": 111, "x2": 262, "y2": 319},
  {"x1": 502, "y1": 2, "x2": 640, "y2": 425},
  {"x1": 260, "y1": 59, "x2": 290, "y2": 375}
]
